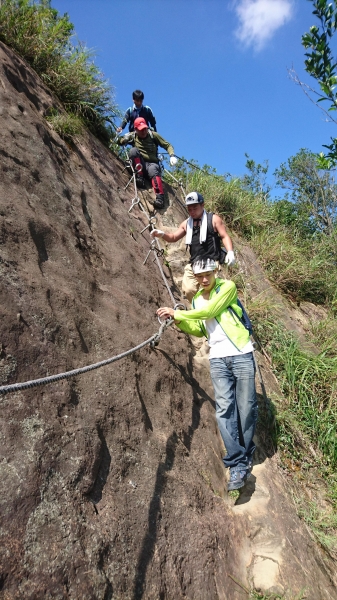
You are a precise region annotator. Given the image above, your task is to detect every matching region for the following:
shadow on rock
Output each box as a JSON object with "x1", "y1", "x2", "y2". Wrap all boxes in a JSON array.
[
  {"x1": 235, "y1": 474, "x2": 257, "y2": 506},
  {"x1": 132, "y1": 347, "x2": 215, "y2": 600}
]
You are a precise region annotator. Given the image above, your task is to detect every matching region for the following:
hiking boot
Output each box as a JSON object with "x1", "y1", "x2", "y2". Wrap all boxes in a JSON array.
[
  {"x1": 153, "y1": 194, "x2": 164, "y2": 209},
  {"x1": 227, "y1": 469, "x2": 248, "y2": 491},
  {"x1": 246, "y1": 455, "x2": 254, "y2": 479},
  {"x1": 135, "y1": 175, "x2": 145, "y2": 189},
  {"x1": 246, "y1": 459, "x2": 253, "y2": 479}
]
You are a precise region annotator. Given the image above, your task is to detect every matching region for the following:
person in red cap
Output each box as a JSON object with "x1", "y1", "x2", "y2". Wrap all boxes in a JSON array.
[{"x1": 116, "y1": 117, "x2": 177, "y2": 209}]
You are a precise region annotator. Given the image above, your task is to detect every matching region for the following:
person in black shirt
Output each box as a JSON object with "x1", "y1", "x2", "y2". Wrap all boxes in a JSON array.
[{"x1": 151, "y1": 192, "x2": 235, "y2": 301}]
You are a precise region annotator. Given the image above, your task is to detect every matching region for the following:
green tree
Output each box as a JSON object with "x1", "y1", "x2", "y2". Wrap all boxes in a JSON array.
[
  {"x1": 302, "y1": 0, "x2": 337, "y2": 165},
  {"x1": 274, "y1": 148, "x2": 337, "y2": 236},
  {"x1": 242, "y1": 154, "x2": 270, "y2": 199}
]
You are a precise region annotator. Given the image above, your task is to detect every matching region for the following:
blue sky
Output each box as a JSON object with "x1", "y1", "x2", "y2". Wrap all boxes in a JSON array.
[{"x1": 52, "y1": 0, "x2": 336, "y2": 192}]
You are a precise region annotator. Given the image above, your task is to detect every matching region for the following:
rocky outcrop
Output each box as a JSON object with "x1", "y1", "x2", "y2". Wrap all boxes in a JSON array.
[{"x1": 0, "y1": 41, "x2": 336, "y2": 599}]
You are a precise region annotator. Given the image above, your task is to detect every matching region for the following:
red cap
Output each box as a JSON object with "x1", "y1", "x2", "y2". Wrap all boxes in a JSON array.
[{"x1": 134, "y1": 117, "x2": 148, "y2": 130}]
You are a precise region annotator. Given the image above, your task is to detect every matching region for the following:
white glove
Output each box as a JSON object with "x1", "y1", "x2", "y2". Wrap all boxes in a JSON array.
[
  {"x1": 225, "y1": 250, "x2": 235, "y2": 266},
  {"x1": 150, "y1": 229, "x2": 165, "y2": 238},
  {"x1": 170, "y1": 155, "x2": 178, "y2": 166}
]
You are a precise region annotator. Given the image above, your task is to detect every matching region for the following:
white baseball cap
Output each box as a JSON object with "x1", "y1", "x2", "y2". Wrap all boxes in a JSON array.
[{"x1": 192, "y1": 258, "x2": 217, "y2": 274}]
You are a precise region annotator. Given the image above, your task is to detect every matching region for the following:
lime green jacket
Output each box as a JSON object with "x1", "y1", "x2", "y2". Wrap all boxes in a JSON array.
[{"x1": 174, "y1": 278, "x2": 250, "y2": 351}]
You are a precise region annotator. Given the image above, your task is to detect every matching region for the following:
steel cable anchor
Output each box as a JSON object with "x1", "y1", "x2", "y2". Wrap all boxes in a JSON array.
[
  {"x1": 151, "y1": 317, "x2": 174, "y2": 348},
  {"x1": 140, "y1": 216, "x2": 157, "y2": 234},
  {"x1": 143, "y1": 240, "x2": 155, "y2": 265},
  {"x1": 143, "y1": 240, "x2": 165, "y2": 265}
]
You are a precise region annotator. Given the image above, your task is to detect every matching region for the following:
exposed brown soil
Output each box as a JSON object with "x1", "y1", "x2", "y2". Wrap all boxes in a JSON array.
[{"x1": 0, "y1": 41, "x2": 336, "y2": 599}]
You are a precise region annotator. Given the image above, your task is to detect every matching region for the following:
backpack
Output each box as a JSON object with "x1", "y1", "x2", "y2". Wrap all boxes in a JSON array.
[
  {"x1": 206, "y1": 212, "x2": 223, "y2": 262},
  {"x1": 213, "y1": 283, "x2": 253, "y2": 335},
  {"x1": 228, "y1": 299, "x2": 253, "y2": 335}
]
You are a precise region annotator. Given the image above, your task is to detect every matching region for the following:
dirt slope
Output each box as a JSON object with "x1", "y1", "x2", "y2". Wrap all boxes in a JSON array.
[{"x1": 0, "y1": 42, "x2": 336, "y2": 599}]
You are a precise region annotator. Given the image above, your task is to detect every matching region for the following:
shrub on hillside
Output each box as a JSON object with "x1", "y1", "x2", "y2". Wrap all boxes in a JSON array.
[{"x1": 0, "y1": 0, "x2": 121, "y2": 142}]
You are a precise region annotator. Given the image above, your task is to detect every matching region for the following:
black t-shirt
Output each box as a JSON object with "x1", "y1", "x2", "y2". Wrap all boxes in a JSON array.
[{"x1": 189, "y1": 216, "x2": 219, "y2": 262}]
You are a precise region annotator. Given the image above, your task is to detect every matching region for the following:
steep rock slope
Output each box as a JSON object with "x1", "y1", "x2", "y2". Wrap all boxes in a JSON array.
[
  {"x1": 0, "y1": 42, "x2": 246, "y2": 600},
  {"x1": 0, "y1": 42, "x2": 335, "y2": 599}
]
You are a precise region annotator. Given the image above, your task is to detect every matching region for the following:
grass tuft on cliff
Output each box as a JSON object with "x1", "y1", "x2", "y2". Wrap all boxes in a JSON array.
[
  {"x1": 45, "y1": 110, "x2": 83, "y2": 141},
  {"x1": 0, "y1": 0, "x2": 121, "y2": 142}
]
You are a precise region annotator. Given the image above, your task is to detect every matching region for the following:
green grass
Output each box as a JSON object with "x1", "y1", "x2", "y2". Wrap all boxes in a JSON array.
[
  {"x1": 253, "y1": 314, "x2": 337, "y2": 469},
  {"x1": 0, "y1": 0, "x2": 121, "y2": 142},
  {"x1": 228, "y1": 489, "x2": 240, "y2": 501},
  {"x1": 295, "y1": 497, "x2": 337, "y2": 557},
  {"x1": 310, "y1": 312, "x2": 337, "y2": 357},
  {"x1": 46, "y1": 110, "x2": 83, "y2": 141},
  {"x1": 250, "y1": 227, "x2": 332, "y2": 303},
  {"x1": 249, "y1": 303, "x2": 337, "y2": 554}
]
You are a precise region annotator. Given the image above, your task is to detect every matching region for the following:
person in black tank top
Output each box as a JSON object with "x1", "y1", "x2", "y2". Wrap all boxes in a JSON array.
[
  {"x1": 150, "y1": 191, "x2": 236, "y2": 301},
  {"x1": 190, "y1": 217, "x2": 218, "y2": 263}
]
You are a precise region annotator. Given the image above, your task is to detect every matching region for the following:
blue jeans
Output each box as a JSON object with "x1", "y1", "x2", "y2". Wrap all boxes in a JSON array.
[{"x1": 210, "y1": 353, "x2": 257, "y2": 471}]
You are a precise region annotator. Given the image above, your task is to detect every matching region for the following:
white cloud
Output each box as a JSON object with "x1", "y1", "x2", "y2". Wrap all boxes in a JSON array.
[{"x1": 234, "y1": 0, "x2": 293, "y2": 51}]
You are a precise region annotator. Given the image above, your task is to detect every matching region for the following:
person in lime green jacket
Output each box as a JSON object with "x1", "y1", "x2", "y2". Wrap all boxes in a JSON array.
[{"x1": 157, "y1": 257, "x2": 257, "y2": 491}]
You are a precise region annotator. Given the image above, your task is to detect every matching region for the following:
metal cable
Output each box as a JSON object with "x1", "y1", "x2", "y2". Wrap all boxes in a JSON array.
[
  {"x1": 162, "y1": 168, "x2": 188, "y2": 215},
  {"x1": 0, "y1": 321, "x2": 173, "y2": 396},
  {"x1": 153, "y1": 245, "x2": 176, "y2": 305},
  {"x1": 161, "y1": 153, "x2": 227, "y2": 180},
  {"x1": 0, "y1": 152, "x2": 185, "y2": 396},
  {"x1": 123, "y1": 161, "x2": 182, "y2": 309}
]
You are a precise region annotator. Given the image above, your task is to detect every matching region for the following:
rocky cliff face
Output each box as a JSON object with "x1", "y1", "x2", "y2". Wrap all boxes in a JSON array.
[{"x1": 0, "y1": 42, "x2": 336, "y2": 599}]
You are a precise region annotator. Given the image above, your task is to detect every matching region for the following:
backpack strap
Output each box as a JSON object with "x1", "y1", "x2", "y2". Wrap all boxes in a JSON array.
[
  {"x1": 206, "y1": 212, "x2": 214, "y2": 235},
  {"x1": 129, "y1": 107, "x2": 137, "y2": 122},
  {"x1": 228, "y1": 300, "x2": 253, "y2": 335},
  {"x1": 206, "y1": 212, "x2": 222, "y2": 261}
]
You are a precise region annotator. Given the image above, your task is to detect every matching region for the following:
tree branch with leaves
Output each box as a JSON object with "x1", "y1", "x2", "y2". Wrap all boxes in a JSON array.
[
  {"x1": 302, "y1": 0, "x2": 337, "y2": 166},
  {"x1": 274, "y1": 148, "x2": 337, "y2": 236}
]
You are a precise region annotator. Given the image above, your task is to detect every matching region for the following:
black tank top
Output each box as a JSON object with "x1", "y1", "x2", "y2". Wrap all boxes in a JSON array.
[{"x1": 189, "y1": 216, "x2": 220, "y2": 262}]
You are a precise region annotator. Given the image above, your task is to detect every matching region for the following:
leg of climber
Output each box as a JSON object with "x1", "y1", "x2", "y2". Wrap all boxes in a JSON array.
[
  {"x1": 151, "y1": 175, "x2": 165, "y2": 209},
  {"x1": 182, "y1": 263, "x2": 200, "y2": 303},
  {"x1": 128, "y1": 148, "x2": 146, "y2": 188},
  {"x1": 147, "y1": 163, "x2": 165, "y2": 209}
]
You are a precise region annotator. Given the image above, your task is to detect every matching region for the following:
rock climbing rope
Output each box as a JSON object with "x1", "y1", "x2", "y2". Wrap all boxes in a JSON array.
[
  {"x1": 0, "y1": 154, "x2": 186, "y2": 396},
  {"x1": 0, "y1": 320, "x2": 173, "y2": 396}
]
